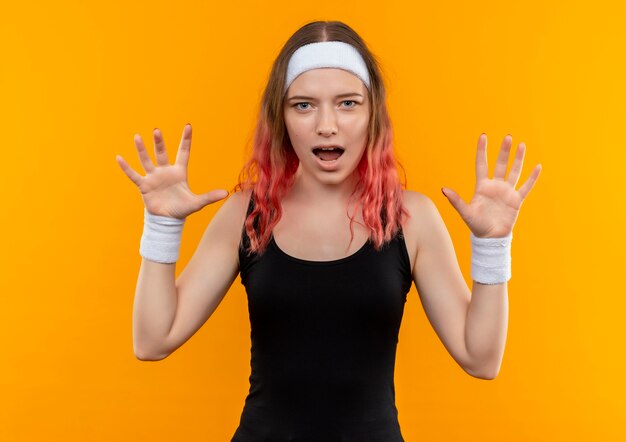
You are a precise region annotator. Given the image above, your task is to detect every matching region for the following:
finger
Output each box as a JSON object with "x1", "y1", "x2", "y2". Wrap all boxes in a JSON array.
[
  {"x1": 442, "y1": 187, "x2": 470, "y2": 221},
  {"x1": 507, "y1": 142, "x2": 526, "y2": 188},
  {"x1": 476, "y1": 133, "x2": 489, "y2": 182},
  {"x1": 202, "y1": 189, "x2": 230, "y2": 206},
  {"x1": 133, "y1": 133, "x2": 156, "y2": 173},
  {"x1": 153, "y1": 128, "x2": 170, "y2": 166},
  {"x1": 116, "y1": 154, "x2": 144, "y2": 187},
  {"x1": 175, "y1": 123, "x2": 192, "y2": 167},
  {"x1": 493, "y1": 134, "x2": 513, "y2": 181},
  {"x1": 517, "y1": 164, "x2": 542, "y2": 200}
]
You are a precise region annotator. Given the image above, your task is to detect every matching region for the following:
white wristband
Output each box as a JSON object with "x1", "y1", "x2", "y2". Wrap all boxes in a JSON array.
[
  {"x1": 139, "y1": 208, "x2": 186, "y2": 264},
  {"x1": 470, "y1": 232, "x2": 513, "y2": 285}
]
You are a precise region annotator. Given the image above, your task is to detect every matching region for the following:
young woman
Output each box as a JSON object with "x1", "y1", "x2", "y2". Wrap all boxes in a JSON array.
[{"x1": 116, "y1": 20, "x2": 541, "y2": 442}]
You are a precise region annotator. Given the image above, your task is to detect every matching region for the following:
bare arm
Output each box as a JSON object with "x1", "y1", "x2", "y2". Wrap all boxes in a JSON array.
[
  {"x1": 465, "y1": 280, "x2": 508, "y2": 379},
  {"x1": 405, "y1": 191, "x2": 506, "y2": 380},
  {"x1": 133, "y1": 259, "x2": 177, "y2": 360},
  {"x1": 133, "y1": 190, "x2": 250, "y2": 360},
  {"x1": 405, "y1": 135, "x2": 538, "y2": 379}
]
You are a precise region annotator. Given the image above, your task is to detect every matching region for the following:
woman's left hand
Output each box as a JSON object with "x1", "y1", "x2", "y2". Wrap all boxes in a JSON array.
[{"x1": 441, "y1": 134, "x2": 542, "y2": 239}]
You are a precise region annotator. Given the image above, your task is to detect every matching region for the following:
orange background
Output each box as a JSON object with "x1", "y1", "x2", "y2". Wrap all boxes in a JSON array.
[{"x1": 1, "y1": 0, "x2": 624, "y2": 440}]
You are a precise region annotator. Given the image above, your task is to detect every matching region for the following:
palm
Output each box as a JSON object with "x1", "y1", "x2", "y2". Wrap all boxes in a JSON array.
[
  {"x1": 138, "y1": 164, "x2": 202, "y2": 219},
  {"x1": 442, "y1": 134, "x2": 542, "y2": 238}
]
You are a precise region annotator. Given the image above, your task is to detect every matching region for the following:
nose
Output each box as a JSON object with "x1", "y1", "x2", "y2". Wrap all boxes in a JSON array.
[{"x1": 316, "y1": 107, "x2": 338, "y2": 136}]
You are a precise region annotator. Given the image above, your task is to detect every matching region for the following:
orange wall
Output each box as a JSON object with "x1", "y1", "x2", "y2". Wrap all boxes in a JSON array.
[{"x1": 1, "y1": 0, "x2": 624, "y2": 440}]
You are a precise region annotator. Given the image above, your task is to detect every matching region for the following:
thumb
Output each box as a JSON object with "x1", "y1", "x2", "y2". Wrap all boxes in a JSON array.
[
  {"x1": 441, "y1": 187, "x2": 469, "y2": 220},
  {"x1": 201, "y1": 189, "x2": 230, "y2": 207}
]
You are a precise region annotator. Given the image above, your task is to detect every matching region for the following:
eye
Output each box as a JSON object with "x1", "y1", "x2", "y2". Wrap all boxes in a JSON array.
[
  {"x1": 294, "y1": 102, "x2": 310, "y2": 110},
  {"x1": 341, "y1": 100, "x2": 357, "y2": 108}
]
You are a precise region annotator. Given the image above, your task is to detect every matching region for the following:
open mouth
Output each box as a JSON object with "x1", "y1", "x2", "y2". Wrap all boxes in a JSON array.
[{"x1": 312, "y1": 147, "x2": 345, "y2": 161}]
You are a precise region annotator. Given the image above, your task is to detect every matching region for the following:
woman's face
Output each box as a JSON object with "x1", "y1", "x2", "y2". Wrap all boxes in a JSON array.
[{"x1": 283, "y1": 68, "x2": 370, "y2": 187}]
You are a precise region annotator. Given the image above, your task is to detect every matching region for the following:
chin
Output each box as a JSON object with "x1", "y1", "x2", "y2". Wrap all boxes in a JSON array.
[
  {"x1": 314, "y1": 170, "x2": 358, "y2": 187},
  {"x1": 317, "y1": 175, "x2": 346, "y2": 186}
]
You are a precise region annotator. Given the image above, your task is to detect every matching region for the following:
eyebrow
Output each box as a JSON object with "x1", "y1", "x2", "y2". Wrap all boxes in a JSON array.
[{"x1": 286, "y1": 92, "x2": 364, "y2": 102}]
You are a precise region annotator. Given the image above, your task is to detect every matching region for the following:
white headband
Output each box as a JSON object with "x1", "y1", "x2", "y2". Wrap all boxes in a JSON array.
[{"x1": 284, "y1": 41, "x2": 371, "y2": 93}]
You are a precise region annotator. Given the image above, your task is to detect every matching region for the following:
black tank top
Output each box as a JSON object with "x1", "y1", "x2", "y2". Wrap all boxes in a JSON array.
[{"x1": 231, "y1": 195, "x2": 413, "y2": 442}]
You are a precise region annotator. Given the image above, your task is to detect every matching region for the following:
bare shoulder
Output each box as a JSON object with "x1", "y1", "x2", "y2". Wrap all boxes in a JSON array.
[
  {"x1": 401, "y1": 189, "x2": 441, "y2": 271},
  {"x1": 218, "y1": 189, "x2": 252, "y2": 213},
  {"x1": 195, "y1": 188, "x2": 252, "y2": 255},
  {"x1": 402, "y1": 189, "x2": 441, "y2": 227},
  {"x1": 402, "y1": 189, "x2": 433, "y2": 210},
  {"x1": 207, "y1": 190, "x2": 252, "y2": 229}
]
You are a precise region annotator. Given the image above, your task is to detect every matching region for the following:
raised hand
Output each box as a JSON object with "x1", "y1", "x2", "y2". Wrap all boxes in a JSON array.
[
  {"x1": 441, "y1": 134, "x2": 542, "y2": 238},
  {"x1": 116, "y1": 124, "x2": 229, "y2": 219}
]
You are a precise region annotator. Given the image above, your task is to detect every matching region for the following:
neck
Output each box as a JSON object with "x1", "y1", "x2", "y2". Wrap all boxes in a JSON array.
[{"x1": 287, "y1": 168, "x2": 360, "y2": 209}]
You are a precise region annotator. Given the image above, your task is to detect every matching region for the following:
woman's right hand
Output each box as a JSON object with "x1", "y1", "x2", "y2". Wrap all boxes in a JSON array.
[{"x1": 116, "y1": 124, "x2": 229, "y2": 219}]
